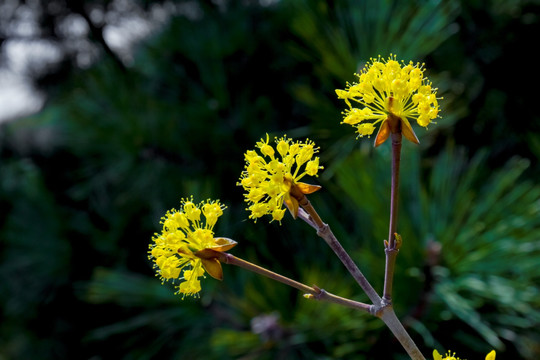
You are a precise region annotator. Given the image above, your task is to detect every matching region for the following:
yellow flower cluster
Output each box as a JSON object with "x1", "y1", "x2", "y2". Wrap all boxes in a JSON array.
[
  {"x1": 238, "y1": 134, "x2": 323, "y2": 222},
  {"x1": 149, "y1": 198, "x2": 226, "y2": 297},
  {"x1": 433, "y1": 349, "x2": 496, "y2": 360},
  {"x1": 336, "y1": 54, "x2": 440, "y2": 139}
]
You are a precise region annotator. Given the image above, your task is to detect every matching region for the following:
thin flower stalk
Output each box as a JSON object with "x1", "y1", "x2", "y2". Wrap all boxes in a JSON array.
[
  {"x1": 383, "y1": 131, "x2": 403, "y2": 303},
  {"x1": 207, "y1": 250, "x2": 372, "y2": 313}
]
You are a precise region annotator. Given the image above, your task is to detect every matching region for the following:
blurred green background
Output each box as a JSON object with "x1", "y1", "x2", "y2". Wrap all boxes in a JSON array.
[{"x1": 1, "y1": 0, "x2": 539, "y2": 359}]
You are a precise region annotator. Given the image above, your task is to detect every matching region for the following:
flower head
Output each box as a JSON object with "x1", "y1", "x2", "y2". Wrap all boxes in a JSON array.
[
  {"x1": 149, "y1": 197, "x2": 236, "y2": 298},
  {"x1": 336, "y1": 54, "x2": 440, "y2": 146},
  {"x1": 433, "y1": 349, "x2": 496, "y2": 360},
  {"x1": 238, "y1": 134, "x2": 323, "y2": 222}
]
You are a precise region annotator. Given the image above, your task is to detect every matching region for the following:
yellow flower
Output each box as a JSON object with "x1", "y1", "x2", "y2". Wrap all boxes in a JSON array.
[
  {"x1": 433, "y1": 349, "x2": 496, "y2": 360},
  {"x1": 149, "y1": 197, "x2": 236, "y2": 298},
  {"x1": 336, "y1": 54, "x2": 440, "y2": 146},
  {"x1": 238, "y1": 134, "x2": 323, "y2": 222},
  {"x1": 433, "y1": 350, "x2": 461, "y2": 360}
]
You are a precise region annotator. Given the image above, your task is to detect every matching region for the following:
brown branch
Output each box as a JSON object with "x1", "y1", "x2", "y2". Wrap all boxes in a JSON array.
[
  {"x1": 214, "y1": 251, "x2": 372, "y2": 313},
  {"x1": 383, "y1": 131, "x2": 403, "y2": 303}
]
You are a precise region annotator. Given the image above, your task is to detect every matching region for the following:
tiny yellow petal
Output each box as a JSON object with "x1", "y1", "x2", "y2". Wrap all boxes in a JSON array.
[
  {"x1": 272, "y1": 207, "x2": 286, "y2": 222},
  {"x1": 276, "y1": 139, "x2": 289, "y2": 157},
  {"x1": 335, "y1": 89, "x2": 350, "y2": 99},
  {"x1": 356, "y1": 123, "x2": 376, "y2": 137},
  {"x1": 305, "y1": 158, "x2": 321, "y2": 176}
]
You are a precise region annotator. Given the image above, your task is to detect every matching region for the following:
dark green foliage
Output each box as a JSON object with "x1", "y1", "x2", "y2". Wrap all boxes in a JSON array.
[{"x1": 1, "y1": 0, "x2": 539, "y2": 359}]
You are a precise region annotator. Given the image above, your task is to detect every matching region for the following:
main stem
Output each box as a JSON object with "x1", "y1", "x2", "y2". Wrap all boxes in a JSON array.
[
  {"x1": 380, "y1": 308, "x2": 425, "y2": 359},
  {"x1": 383, "y1": 132, "x2": 402, "y2": 303}
]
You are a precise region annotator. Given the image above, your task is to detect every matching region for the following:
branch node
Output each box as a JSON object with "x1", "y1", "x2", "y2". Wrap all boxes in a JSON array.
[
  {"x1": 382, "y1": 297, "x2": 392, "y2": 307},
  {"x1": 222, "y1": 252, "x2": 233, "y2": 264},
  {"x1": 315, "y1": 288, "x2": 327, "y2": 300},
  {"x1": 316, "y1": 223, "x2": 330, "y2": 237}
]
